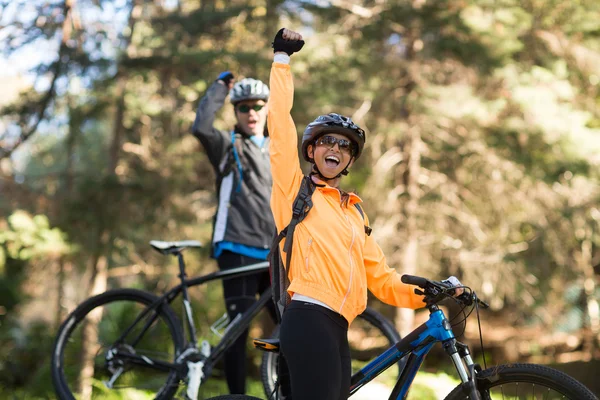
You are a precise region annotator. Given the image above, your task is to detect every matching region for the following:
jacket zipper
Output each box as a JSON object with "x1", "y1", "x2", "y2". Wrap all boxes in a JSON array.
[
  {"x1": 339, "y1": 213, "x2": 356, "y2": 313},
  {"x1": 305, "y1": 237, "x2": 313, "y2": 272}
]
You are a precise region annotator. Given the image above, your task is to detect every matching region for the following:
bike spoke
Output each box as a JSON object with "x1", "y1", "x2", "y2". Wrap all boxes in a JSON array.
[
  {"x1": 481, "y1": 381, "x2": 585, "y2": 400},
  {"x1": 55, "y1": 295, "x2": 180, "y2": 399}
]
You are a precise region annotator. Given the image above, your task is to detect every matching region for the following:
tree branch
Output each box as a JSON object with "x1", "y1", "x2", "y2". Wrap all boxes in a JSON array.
[
  {"x1": 329, "y1": 0, "x2": 384, "y2": 18},
  {"x1": 0, "y1": 0, "x2": 74, "y2": 160}
]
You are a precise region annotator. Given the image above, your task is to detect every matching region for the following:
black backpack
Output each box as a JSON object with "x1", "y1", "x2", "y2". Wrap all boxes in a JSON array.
[{"x1": 268, "y1": 175, "x2": 372, "y2": 321}]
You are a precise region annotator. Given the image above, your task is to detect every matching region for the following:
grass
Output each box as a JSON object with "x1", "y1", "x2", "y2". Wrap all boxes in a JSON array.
[
  {"x1": 5, "y1": 371, "x2": 461, "y2": 400},
  {"x1": 409, "y1": 371, "x2": 461, "y2": 399}
]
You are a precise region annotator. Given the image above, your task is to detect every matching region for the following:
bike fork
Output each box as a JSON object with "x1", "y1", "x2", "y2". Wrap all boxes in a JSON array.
[{"x1": 444, "y1": 339, "x2": 482, "y2": 400}]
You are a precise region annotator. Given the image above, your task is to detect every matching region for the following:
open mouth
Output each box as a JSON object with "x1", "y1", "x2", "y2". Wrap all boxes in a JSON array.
[{"x1": 325, "y1": 155, "x2": 340, "y2": 168}]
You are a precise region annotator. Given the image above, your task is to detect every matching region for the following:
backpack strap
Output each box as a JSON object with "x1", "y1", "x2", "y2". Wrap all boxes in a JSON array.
[
  {"x1": 268, "y1": 176, "x2": 316, "y2": 322},
  {"x1": 229, "y1": 131, "x2": 244, "y2": 192},
  {"x1": 268, "y1": 229, "x2": 290, "y2": 322},
  {"x1": 282, "y1": 176, "x2": 315, "y2": 269},
  {"x1": 354, "y1": 203, "x2": 372, "y2": 236}
]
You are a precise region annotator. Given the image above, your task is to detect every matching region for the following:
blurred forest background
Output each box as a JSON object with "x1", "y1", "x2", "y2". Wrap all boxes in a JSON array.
[{"x1": 1, "y1": 0, "x2": 599, "y2": 398}]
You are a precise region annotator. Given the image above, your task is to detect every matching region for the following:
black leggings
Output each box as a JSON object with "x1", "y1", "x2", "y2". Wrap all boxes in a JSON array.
[
  {"x1": 280, "y1": 301, "x2": 351, "y2": 400},
  {"x1": 217, "y1": 251, "x2": 275, "y2": 394}
]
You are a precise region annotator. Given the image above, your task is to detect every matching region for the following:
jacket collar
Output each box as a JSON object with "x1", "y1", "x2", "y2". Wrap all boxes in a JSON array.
[{"x1": 310, "y1": 176, "x2": 362, "y2": 205}]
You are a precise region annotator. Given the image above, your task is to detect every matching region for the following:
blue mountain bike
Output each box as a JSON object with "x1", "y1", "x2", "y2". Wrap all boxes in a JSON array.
[{"x1": 208, "y1": 275, "x2": 598, "y2": 400}]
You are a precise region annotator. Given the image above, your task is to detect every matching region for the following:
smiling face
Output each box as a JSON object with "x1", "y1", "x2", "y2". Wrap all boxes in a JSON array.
[
  {"x1": 307, "y1": 133, "x2": 356, "y2": 181},
  {"x1": 234, "y1": 99, "x2": 268, "y2": 136}
]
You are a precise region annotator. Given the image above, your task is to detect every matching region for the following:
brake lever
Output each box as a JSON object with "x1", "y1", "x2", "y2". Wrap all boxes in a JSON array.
[
  {"x1": 456, "y1": 293, "x2": 474, "y2": 306},
  {"x1": 476, "y1": 297, "x2": 490, "y2": 309},
  {"x1": 418, "y1": 283, "x2": 452, "y2": 306}
]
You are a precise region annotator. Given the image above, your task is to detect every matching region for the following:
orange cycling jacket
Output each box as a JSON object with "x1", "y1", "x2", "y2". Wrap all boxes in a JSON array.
[{"x1": 268, "y1": 62, "x2": 424, "y2": 324}]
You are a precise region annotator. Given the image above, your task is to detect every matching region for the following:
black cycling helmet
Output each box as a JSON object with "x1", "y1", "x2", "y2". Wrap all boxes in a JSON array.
[
  {"x1": 301, "y1": 113, "x2": 365, "y2": 162},
  {"x1": 230, "y1": 78, "x2": 269, "y2": 104}
]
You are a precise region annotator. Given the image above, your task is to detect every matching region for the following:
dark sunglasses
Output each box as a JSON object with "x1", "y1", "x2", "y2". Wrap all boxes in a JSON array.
[
  {"x1": 315, "y1": 135, "x2": 356, "y2": 155},
  {"x1": 237, "y1": 104, "x2": 264, "y2": 113}
]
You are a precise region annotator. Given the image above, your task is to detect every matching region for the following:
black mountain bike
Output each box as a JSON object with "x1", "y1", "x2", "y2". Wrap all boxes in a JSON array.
[{"x1": 51, "y1": 240, "x2": 405, "y2": 400}]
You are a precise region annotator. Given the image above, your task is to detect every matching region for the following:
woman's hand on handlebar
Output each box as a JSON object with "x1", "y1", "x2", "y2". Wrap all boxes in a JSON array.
[{"x1": 441, "y1": 276, "x2": 464, "y2": 296}]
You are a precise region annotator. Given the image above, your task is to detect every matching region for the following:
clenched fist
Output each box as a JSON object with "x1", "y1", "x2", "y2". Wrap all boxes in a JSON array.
[
  {"x1": 272, "y1": 28, "x2": 304, "y2": 56},
  {"x1": 216, "y1": 71, "x2": 235, "y2": 89}
]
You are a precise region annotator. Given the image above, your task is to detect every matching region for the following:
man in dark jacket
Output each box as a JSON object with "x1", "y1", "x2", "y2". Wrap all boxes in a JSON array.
[{"x1": 192, "y1": 72, "x2": 276, "y2": 394}]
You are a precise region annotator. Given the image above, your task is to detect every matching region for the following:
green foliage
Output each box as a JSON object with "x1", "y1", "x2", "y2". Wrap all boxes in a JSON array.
[
  {"x1": 0, "y1": 0, "x2": 599, "y2": 397},
  {"x1": 0, "y1": 211, "x2": 72, "y2": 315},
  {"x1": 0, "y1": 211, "x2": 71, "y2": 263},
  {"x1": 152, "y1": 6, "x2": 254, "y2": 37},
  {"x1": 0, "y1": 320, "x2": 55, "y2": 394}
]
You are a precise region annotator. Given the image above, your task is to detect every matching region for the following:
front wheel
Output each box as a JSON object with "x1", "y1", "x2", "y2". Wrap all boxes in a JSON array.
[
  {"x1": 51, "y1": 288, "x2": 184, "y2": 400},
  {"x1": 261, "y1": 306, "x2": 404, "y2": 399},
  {"x1": 444, "y1": 363, "x2": 598, "y2": 400}
]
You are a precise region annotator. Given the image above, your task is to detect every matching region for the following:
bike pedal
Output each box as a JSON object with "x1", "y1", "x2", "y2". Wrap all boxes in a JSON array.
[{"x1": 253, "y1": 338, "x2": 280, "y2": 352}]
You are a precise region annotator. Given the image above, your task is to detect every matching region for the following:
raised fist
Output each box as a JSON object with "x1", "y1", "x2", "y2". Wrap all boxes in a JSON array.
[
  {"x1": 216, "y1": 71, "x2": 234, "y2": 88},
  {"x1": 272, "y1": 28, "x2": 304, "y2": 56}
]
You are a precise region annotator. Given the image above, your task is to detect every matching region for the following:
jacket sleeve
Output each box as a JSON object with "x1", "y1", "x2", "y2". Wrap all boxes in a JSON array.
[
  {"x1": 268, "y1": 62, "x2": 304, "y2": 229},
  {"x1": 363, "y1": 227, "x2": 425, "y2": 310},
  {"x1": 191, "y1": 81, "x2": 230, "y2": 169}
]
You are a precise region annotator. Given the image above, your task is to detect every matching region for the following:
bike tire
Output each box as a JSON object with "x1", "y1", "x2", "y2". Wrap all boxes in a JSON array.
[
  {"x1": 51, "y1": 288, "x2": 184, "y2": 400},
  {"x1": 205, "y1": 396, "x2": 263, "y2": 400},
  {"x1": 260, "y1": 306, "x2": 404, "y2": 399},
  {"x1": 444, "y1": 363, "x2": 598, "y2": 400}
]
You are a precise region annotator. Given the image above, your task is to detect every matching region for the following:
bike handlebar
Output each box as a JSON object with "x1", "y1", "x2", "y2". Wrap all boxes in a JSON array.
[
  {"x1": 401, "y1": 274, "x2": 489, "y2": 309},
  {"x1": 401, "y1": 274, "x2": 428, "y2": 287}
]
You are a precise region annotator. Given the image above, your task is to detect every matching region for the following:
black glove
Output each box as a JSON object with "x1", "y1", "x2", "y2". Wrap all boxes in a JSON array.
[
  {"x1": 216, "y1": 71, "x2": 234, "y2": 85},
  {"x1": 272, "y1": 28, "x2": 304, "y2": 56}
]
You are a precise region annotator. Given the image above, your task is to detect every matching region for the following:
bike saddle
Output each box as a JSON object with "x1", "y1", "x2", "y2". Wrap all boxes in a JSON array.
[
  {"x1": 150, "y1": 240, "x2": 203, "y2": 255},
  {"x1": 253, "y1": 338, "x2": 280, "y2": 353}
]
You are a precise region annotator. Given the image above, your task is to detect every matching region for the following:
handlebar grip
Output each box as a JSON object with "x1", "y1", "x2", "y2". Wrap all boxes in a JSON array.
[{"x1": 401, "y1": 275, "x2": 428, "y2": 288}]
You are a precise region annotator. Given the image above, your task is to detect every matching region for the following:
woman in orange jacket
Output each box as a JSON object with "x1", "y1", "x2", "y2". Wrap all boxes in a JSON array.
[{"x1": 268, "y1": 28, "x2": 461, "y2": 400}]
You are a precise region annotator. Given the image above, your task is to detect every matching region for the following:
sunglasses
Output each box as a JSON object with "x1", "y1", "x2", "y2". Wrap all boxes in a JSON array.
[
  {"x1": 237, "y1": 104, "x2": 264, "y2": 113},
  {"x1": 315, "y1": 135, "x2": 357, "y2": 155}
]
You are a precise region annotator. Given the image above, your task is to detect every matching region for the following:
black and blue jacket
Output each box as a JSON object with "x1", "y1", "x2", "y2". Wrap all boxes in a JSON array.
[{"x1": 192, "y1": 81, "x2": 275, "y2": 258}]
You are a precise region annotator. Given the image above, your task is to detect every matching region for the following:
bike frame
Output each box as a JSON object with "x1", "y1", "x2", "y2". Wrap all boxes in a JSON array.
[
  {"x1": 100, "y1": 250, "x2": 482, "y2": 400},
  {"x1": 349, "y1": 305, "x2": 476, "y2": 400},
  {"x1": 111, "y1": 258, "x2": 271, "y2": 375}
]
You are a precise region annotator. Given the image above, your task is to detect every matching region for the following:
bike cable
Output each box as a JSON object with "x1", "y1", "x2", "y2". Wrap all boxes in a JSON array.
[
  {"x1": 474, "y1": 292, "x2": 488, "y2": 369},
  {"x1": 444, "y1": 286, "x2": 474, "y2": 338},
  {"x1": 445, "y1": 286, "x2": 489, "y2": 369}
]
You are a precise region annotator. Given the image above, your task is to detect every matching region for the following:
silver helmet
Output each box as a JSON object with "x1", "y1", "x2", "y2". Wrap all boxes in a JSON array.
[{"x1": 230, "y1": 78, "x2": 269, "y2": 104}]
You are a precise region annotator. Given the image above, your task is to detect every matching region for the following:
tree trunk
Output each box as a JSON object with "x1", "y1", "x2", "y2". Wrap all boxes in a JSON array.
[
  {"x1": 77, "y1": 251, "x2": 109, "y2": 400},
  {"x1": 395, "y1": 125, "x2": 422, "y2": 336},
  {"x1": 76, "y1": 2, "x2": 140, "y2": 394},
  {"x1": 265, "y1": 0, "x2": 284, "y2": 37},
  {"x1": 55, "y1": 259, "x2": 66, "y2": 331},
  {"x1": 108, "y1": 77, "x2": 127, "y2": 173},
  {"x1": 55, "y1": 96, "x2": 77, "y2": 330},
  {"x1": 581, "y1": 231, "x2": 599, "y2": 358}
]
